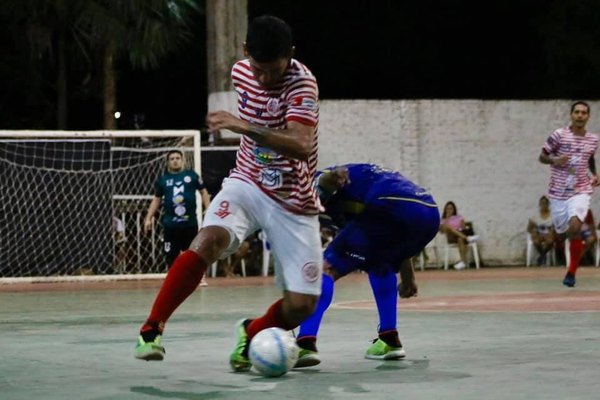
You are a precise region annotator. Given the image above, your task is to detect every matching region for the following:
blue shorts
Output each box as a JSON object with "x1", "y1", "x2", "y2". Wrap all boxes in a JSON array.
[{"x1": 324, "y1": 200, "x2": 440, "y2": 276}]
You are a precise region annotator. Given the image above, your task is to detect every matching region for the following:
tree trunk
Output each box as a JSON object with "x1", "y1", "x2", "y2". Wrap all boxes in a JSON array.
[
  {"x1": 56, "y1": 29, "x2": 67, "y2": 129},
  {"x1": 56, "y1": 0, "x2": 67, "y2": 129},
  {"x1": 206, "y1": 0, "x2": 247, "y2": 93},
  {"x1": 103, "y1": 43, "x2": 117, "y2": 130}
]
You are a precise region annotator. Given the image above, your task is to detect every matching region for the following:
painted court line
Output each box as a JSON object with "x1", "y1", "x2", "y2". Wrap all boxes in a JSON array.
[{"x1": 334, "y1": 291, "x2": 600, "y2": 313}]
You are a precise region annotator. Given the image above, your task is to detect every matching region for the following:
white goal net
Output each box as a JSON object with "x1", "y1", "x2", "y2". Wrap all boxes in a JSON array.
[{"x1": 0, "y1": 130, "x2": 202, "y2": 281}]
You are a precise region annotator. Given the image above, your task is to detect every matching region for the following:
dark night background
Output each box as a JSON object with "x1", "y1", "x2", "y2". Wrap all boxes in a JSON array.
[{"x1": 1, "y1": 0, "x2": 600, "y2": 130}]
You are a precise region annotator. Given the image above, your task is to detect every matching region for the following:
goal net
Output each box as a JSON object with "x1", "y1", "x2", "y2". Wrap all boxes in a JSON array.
[{"x1": 0, "y1": 130, "x2": 202, "y2": 282}]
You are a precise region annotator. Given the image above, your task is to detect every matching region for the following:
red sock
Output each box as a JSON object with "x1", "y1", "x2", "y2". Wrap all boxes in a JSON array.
[
  {"x1": 246, "y1": 299, "x2": 296, "y2": 340},
  {"x1": 141, "y1": 250, "x2": 207, "y2": 333},
  {"x1": 568, "y1": 238, "x2": 584, "y2": 275}
]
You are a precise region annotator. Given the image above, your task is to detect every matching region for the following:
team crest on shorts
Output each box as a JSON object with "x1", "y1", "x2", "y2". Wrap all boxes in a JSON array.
[{"x1": 301, "y1": 262, "x2": 320, "y2": 282}]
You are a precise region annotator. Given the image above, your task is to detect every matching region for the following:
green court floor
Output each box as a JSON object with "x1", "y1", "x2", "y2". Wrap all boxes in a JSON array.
[{"x1": 1, "y1": 267, "x2": 599, "y2": 400}]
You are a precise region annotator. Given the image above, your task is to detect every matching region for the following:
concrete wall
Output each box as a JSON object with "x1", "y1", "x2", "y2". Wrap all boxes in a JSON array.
[
  {"x1": 210, "y1": 92, "x2": 600, "y2": 264},
  {"x1": 319, "y1": 100, "x2": 600, "y2": 265}
]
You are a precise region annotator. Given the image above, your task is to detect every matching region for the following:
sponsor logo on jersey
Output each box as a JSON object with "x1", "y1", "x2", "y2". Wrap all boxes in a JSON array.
[
  {"x1": 291, "y1": 96, "x2": 317, "y2": 111},
  {"x1": 174, "y1": 205, "x2": 186, "y2": 216},
  {"x1": 241, "y1": 91, "x2": 249, "y2": 109},
  {"x1": 254, "y1": 146, "x2": 278, "y2": 164},
  {"x1": 184, "y1": 176, "x2": 192, "y2": 183}
]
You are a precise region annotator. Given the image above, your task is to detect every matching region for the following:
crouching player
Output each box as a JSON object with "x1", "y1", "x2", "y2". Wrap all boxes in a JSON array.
[{"x1": 295, "y1": 163, "x2": 440, "y2": 367}]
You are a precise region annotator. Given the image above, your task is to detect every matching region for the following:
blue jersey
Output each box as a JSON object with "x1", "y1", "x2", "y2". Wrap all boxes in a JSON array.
[
  {"x1": 319, "y1": 163, "x2": 440, "y2": 275},
  {"x1": 321, "y1": 163, "x2": 436, "y2": 228}
]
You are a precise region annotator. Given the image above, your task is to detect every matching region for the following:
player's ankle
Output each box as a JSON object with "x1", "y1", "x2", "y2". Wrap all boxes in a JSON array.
[
  {"x1": 140, "y1": 320, "x2": 163, "y2": 342},
  {"x1": 378, "y1": 329, "x2": 402, "y2": 347},
  {"x1": 297, "y1": 336, "x2": 318, "y2": 352}
]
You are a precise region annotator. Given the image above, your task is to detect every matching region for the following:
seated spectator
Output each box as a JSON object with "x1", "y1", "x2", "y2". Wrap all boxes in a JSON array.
[
  {"x1": 222, "y1": 240, "x2": 251, "y2": 277},
  {"x1": 580, "y1": 210, "x2": 598, "y2": 265},
  {"x1": 527, "y1": 195, "x2": 555, "y2": 266},
  {"x1": 439, "y1": 201, "x2": 478, "y2": 270}
]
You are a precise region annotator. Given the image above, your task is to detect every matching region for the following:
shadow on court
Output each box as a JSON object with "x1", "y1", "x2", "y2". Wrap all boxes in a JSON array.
[{"x1": 1, "y1": 267, "x2": 599, "y2": 400}]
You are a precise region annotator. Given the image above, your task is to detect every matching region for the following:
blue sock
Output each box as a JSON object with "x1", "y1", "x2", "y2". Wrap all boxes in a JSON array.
[
  {"x1": 368, "y1": 270, "x2": 398, "y2": 332},
  {"x1": 298, "y1": 274, "x2": 335, "y2": 339}
]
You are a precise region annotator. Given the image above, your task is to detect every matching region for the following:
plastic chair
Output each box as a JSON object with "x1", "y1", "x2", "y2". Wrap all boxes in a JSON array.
[
  {"x1": 442, "y1": 233, "x2": 480, "y2": 269},
  {"x1": 258, "y1": 231, "x2": 271, "y2": 276},
  {"x1": 210, "y1": 256, "x2": 247, "y2": 278},
  {"x1": 526, "y1": 233, "x2": 556, "y2": 267},
  {"x1": 418, "y1": 235, "x2": 440, "y2": 271}
]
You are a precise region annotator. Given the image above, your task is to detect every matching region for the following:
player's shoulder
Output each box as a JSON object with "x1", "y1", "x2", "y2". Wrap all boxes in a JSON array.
[
  {"x1": 231, "y1": 59, "x2": 252, "y2": 84},
  {"x1": 185, "y1": 169, "x2": 200, "y2": 179},
  {"x1": 553, "y1": 126, "x2": 570, "y2": 136},
  {"x1": 232, "y1": 59, "x2": 250, "y2": 71},
  {"x1": 286, "y1": 59, "x2": 318, "y2": 85},
  {"x1": 586, "y1": 131, "x2": 600, "y2": 142}
]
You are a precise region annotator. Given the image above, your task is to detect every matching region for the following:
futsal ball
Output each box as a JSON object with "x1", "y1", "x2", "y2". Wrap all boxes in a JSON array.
[{"x1": 249, "y1": 327, "x2": 299, "y2": 377}]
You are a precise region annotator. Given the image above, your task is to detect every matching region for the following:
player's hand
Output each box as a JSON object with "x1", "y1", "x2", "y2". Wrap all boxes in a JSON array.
[
  {"x1": 319, "y1": 167, "x2": 350, "y2": 193},
  {"x1": 592, "y1": 174, "x2": 600, "y2": 187},
  {"x1": 206, "y1": 111, "x2": 247, "y2": 134},
  {"x1": 551, "y1": 154, "x2": 569, "y2": 166},
  {"x1": 398, "y1": 280, "x2": 418, "y2": 299},
  {"x1": 143, "y1": 219, "x2": 153, "y2": 235}
]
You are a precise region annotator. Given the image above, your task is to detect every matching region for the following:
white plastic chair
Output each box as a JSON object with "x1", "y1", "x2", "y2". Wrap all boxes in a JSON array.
[
  {"x1": 418, "y1": 236, "x2": 440, "y2": 271},
  {"x1": 210, "y1": 256, "x2": 247, "y2": 278},
  {"x1": 442, "y1": 233, "x2": 480, "y2": 269},
  {"x1": 258, "y1": 231, "x2": 271, "y2": 276},
  {"x1": 526, "y1": 233, "x2": 556, "y2": 267}
]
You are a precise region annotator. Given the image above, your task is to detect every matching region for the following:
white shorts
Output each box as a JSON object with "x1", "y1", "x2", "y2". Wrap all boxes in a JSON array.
[
  {"x1": 202, "y1": 178, "x2": 322, "y2": 295},
  {"x1": 549, "y1": 193, "x2": 591, "y2": 234}
]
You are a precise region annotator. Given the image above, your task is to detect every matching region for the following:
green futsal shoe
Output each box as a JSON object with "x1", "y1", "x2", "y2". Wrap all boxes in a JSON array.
[
  {"x1": 230, "y1": 319, "x2": 252, "y2": 372},
  {"x1": 294, "y1": 347, "x2": 321, "y2": 368},
  {"x1": 365, "y1": 338, "x2": 406, "y2": 360},
  {"x1": 134, "y1": 335, "x2": 165, "y2": 361}
]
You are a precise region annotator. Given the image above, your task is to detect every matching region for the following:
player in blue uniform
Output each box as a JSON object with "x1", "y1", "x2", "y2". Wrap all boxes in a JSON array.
[{"x1": 295, "y1": 163, "x2": 440, "y2": 367}]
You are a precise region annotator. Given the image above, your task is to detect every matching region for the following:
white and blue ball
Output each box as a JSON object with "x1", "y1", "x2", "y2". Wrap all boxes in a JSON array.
[{"x1": 249, "y1": 327, "x2": 299, "y2": 377}]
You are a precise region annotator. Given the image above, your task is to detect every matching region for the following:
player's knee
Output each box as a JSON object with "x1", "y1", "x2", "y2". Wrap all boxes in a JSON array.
[
  {"x1": 189, "y1": 226, "x2": 230, "y2": 261},
  {"x1": 284, "y1": 294, "x2": 318, "y2": 323}
]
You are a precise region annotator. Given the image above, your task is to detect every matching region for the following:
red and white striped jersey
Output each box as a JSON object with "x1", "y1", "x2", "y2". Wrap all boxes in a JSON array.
[
  {"x1": 228, "y1": 58, "x2": 321, "y2": 215},
  {"x1": 542, "y1": 126, "x2": 599, "y2": 200}
]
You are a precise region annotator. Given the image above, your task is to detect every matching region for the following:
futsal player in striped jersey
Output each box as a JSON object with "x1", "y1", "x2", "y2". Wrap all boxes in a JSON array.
[
  {"x1": 294, "y1": 164, "x2": 440, "y2": 367},
  {"x1": 538, "y1": 101, "x2": 600, "y2": 287},
  {"x1": 134, "y1": 16, "x2": 323, "y2": 372}
]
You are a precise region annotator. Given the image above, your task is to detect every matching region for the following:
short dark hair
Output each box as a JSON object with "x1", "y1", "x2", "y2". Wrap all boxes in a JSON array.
[
  {"x1": 166, "y1": 150, "x2": 183, "y2": 159},
  {"x1": 246, "y1": 15, "x2": 292, "y2": 62},
  {"x1": 571, "y1": 101, "x2": 590, "y2": 114}
]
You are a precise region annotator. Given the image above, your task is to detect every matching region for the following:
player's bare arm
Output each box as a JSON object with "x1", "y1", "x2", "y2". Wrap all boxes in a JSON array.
[
  {"x1": 397, "y1": 259, "x2": 418, "y2": 299},
  {"x1": 206, "y1": 111, "x2": 314, "y2": 161},
  {"x1": 588, "y1": 154, "x2": 600, "y2": 186},
  {"x1": 539, "y1": 151, "x2": 568, "y2": 166},
  {"x1": 143, "y1": 196, "x2": 161, "y2": 234}
]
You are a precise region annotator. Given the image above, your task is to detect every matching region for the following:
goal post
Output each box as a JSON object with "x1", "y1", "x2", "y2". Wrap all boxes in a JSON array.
[{"x1": 0, "y1": 130, "x2": 202, "y2": 283}]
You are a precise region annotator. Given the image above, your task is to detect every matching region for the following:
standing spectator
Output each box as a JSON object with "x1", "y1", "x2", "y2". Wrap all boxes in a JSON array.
[
  {"x1": 527, "y1": 195, "x2": 555, "y2": 266},
  {"x1": 439, "y1": 201, "x2": 478, "y2": 270},
  {"x1": 538, "y1": 101, "x2": 600, "y2": 287},
  {"x1": 143, "y1": 150, "x2": 211, "y2": 278},
  {"x1": 134, "y1": 15, "x2": 323, "y2": 374}
]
